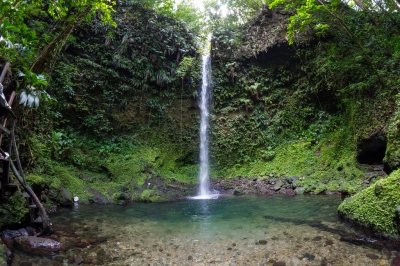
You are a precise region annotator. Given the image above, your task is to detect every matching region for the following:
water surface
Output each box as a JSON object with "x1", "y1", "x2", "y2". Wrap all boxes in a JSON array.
[{"x1": 12, "y1": 195, "x2": 396, "y2": 265}]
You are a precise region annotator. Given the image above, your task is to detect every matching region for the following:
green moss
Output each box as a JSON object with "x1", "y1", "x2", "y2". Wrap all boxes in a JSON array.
[
  {"x1": 45, "y1": 165, "x2": 92, "y2": 202},
  {"x1": 222, "y1": 128, "x2": 363, "y2": 193},
  {"x1": 338, "y1": 169, "x2": 400, "y2": 239},
  {"x1": 26, "y1": 174, "x2": 45, "y2": 186},
  {"x1": 0, "y1": 192, "x2": 29, "y2": 225},
  {"x1": 140, "y1": 189, "x2": 164, "y2": 202},
  {"x1": 0, "y1": 243, "x2": 6, "y2": 266}
]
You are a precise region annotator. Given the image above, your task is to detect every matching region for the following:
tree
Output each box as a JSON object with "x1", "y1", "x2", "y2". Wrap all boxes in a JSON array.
[{"x1": 0, "y1": 0, "x2": 116, "y2": 106}]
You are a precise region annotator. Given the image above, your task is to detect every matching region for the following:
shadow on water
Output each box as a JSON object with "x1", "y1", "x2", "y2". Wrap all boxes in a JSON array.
[{"x1": 263, "y1": 214, "x2": 400, "y2": 251}]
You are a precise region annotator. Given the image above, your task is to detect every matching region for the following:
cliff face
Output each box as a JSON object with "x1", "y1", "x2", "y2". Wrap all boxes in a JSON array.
[{"x1": 209, "y1": 6, "x2": 398, "y2": 193}]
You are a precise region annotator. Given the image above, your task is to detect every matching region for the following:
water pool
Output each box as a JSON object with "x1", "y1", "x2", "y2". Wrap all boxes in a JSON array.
[{"x1": 11, "y1": 195, "x2": 398, "y2": 265}]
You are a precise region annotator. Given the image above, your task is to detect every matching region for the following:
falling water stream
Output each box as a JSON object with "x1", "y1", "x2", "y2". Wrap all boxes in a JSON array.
[
  {"x1": 198, "y1": 54, "x2": 211, "y2": 197},
  {"x1": 191, "y1": 54, "x2": 218, "y2": 199}
]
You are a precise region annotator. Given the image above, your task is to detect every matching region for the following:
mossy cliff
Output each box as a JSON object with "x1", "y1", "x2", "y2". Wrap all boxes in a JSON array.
[{"x1": 209, "y1": 7, "x2": 398, "y2": 188}]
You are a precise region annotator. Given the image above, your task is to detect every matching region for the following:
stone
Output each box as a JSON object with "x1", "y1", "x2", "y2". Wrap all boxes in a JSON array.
[
  {"x1": 258, "y1": 240, "x2": 268, "y2": 245},
  {"x1": 1, "y1": 230, "x2": 21, "y2": 249},
  {"x1": 273, "y1": 261, "x2": 286, "y2": 266},
  {"x1": 294, "y1": 187, "x2": 305, "y2": 195},
  {"x1": 74, "y1": 255, "x2": 83, "y2": 265},
  {"x1": 75, "y1": 241, "x2": 90, "y2": 248},
  {"x1": 312, "y1": 236, "x2": 322, "y2": 241},
  {"x1": 233, "y1": 190, "x2": 244, "y2": 196},
  {"x1": 280, "y1": 189, "x2": 296, "y2": 196},
  {"x1": 57, "y1": 188, "x2": 73, "y2": 206},
  {"x1": 13, "y1": 236, "x2": 62, "y2": 255},
  {"x1": 325, "y1": 240, "x2": 334, "y2": 246},
  {"x1": 301, "y1": 253, "x2": 315, "y2": 261},
  {"x1": 273, "y1": 180, "x2": 283, "y2": 191},
  {"x1": 366, "y1": 254, "x2": 379, "y2": 260},
  {"x1": 18, "y1": 228, "x2": 29, "y2": 236}
]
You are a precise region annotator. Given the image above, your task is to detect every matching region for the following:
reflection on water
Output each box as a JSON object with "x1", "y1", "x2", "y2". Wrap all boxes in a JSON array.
[{"x1": 10, "y1": 195, "x2": 400, "y2": 265}]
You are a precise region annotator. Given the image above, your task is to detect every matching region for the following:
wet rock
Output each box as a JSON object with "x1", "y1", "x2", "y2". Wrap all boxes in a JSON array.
[
  {"x1": 294, "y1": 187, "x2": 305, "y2": 195},
  {"x1": 258, "y1": 240, "x2": 268, "y2": 245},
  {"x1": 301, "y1": 253, "x2": 315, "y2": 261},
  {"x1": 74, "y1": 255, "x2": 83, "y2": 265},
  {"x1": 280, "y1": 189, "x2": 295, "y2": 196},
  {"x1": 18, "y1": 228, "x2": 29, "y2": 236},
  {"x1": 13, "y1": 236, "x2": 62, "y2": 255},
  {"x1": 340, "y1": 235, "x2": 384, "y2": 249},
  {"x1": 1, "y1": 230, "x2": 21, "y2": 249},
  {"x1": 366, "y1": 254, "x2": 380, "y2": 260},
  {"x1": 25, "y1": 226, "x2": 37, "y2": 236},
  {"x1": 88, "y1": 236, "x2": 108, "y2": 244},
  {"x1": 57, "y1": 188, "x2": 73, "y2": 206},
  {"x1": 273, "y1": 180, "x2": 283, "y2": 191},
  {"x1": 233, "y1": 190, "x2": 244, "y2": 196},
  {"x1": 75, "y1": 241, "x2": 90, "y2": 248}
]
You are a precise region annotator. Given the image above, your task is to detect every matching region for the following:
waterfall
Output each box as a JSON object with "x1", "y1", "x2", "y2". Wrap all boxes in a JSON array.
[
  {"x1": 198, "y1": 54, "x2": 211, "y2": 197},
  {"x1": 190, "y1": 54, "x2": 217, "y2": 200}
]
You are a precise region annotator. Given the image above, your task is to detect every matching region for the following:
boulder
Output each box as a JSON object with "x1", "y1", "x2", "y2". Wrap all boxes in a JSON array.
[
  {"x1": 13, "y1": 236, "x2": 62, "y2": 255},
  {"x1": 57, "y1": 188, "x2": 73, "y2": 206},
  {"x1": 273, "y1": 180, "x2": 283, "y2": 191},
  {"x1": 1, "y1": 230, "x2": 21, "y2": 249},
  {"x1": 294, "y1": 187, "x2": 305, "y2": 195},
  {"x1": 18, "y1": 228, "x2": 29, "y2": 236}
]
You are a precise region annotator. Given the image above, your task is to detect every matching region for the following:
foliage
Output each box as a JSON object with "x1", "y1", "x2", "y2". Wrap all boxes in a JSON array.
[
  {"x1": 0, "y1": 191, "x2": 29, "y2": 225},
  {"x1": 140, "y1": 189, "x2": 164, "y2": 202},
  {"x1": 338, "y1": 169, "x2": 400, "y2": 240},
  {"x1": 0, "y1": 0, "x2": 116, "y2": 109}
]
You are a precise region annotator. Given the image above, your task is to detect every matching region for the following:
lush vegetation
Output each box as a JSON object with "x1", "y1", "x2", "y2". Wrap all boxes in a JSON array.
[{"x1": 1, "y1": 0, "x2": 400, "y2": 238}]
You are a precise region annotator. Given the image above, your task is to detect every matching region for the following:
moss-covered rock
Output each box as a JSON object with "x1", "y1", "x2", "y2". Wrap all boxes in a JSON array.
[
  {"x1": 338, "y1": 169, "x2": 400, "y2": 239},
  {"x1": 0, "y1": 243, "x2": 6, "y2": 266},
  {"x1": 140, "y1": 189, "x2": 164, "y2": 202}
]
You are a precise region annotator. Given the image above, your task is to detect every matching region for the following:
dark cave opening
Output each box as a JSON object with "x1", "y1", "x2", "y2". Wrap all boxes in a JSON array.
[{"x1": 356, "y1": 134, "x2": 387, "y2": 165}]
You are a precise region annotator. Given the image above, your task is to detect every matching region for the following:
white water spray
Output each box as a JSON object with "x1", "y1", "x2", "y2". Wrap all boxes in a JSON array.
[{"x1": 191, "y1": 54, "x2": 217, "y2": 200}]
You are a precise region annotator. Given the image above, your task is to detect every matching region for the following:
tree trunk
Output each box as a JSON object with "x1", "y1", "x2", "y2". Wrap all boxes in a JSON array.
[{"x1": 30, "y1": 6, "x2": 91, "y2": 74}]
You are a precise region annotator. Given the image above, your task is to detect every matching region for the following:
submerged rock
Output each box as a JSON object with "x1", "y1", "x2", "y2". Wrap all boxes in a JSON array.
[{"x1": 13, "y1": 236, "x2": 62, "y2": 255}]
